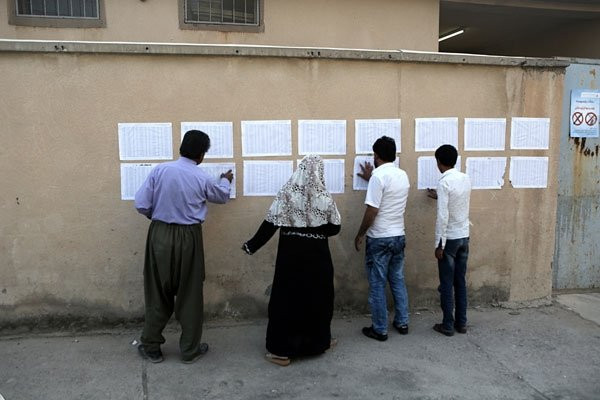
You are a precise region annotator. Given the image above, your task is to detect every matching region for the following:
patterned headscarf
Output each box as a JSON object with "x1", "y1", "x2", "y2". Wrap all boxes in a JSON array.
[{"x1": 265, "y1": 155, "x2": 341, "y2": 227}]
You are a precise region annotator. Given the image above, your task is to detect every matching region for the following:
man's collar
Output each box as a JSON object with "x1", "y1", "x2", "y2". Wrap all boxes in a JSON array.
[
  {"x1": 440, "y1": 168, "x2": 456, "y2": 178},
  {"x1": 375, "y1": 161, "x2": 395, "y2": 171},
  {"x1": 179, "y1": 157, "x2": 197, "y2": 165}
]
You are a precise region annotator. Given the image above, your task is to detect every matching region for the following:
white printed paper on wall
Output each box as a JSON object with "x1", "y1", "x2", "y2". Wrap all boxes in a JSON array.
[
  {"x1": 198, "y1": 162, "x2": 237, "y2": 198},
  {"x1": 353, "y1": 156, "x2": 400, "y2": 191},
  {"x1": 298, "y1": 120, "x2": 347, "y2": 155},
  {"x1": 465, "y1": 157, "x2": 506, "y2": 189},
  {"x1": 181, "y1": 122, "x2": 234, "y2": 159},
  {"x1": 415, "y1": 118, "x2": 458, "y2": 152},
  {"x1": 241, "y1": 120, "x2": 292, "y2": 157},
  {"x1": 464, "y1": 118, "x2": 506, "y2": 151},
  {"x1": 355, "y1": 119, "x2": 401, "y2": 154},
  {"x1": 243, "y1": 160, "x2": 294, "y2": 196},
  {"x1": 510, "y1": 118, "x2": 550, "y2": 149},
  {"x1": 120, "y1": 163, "x2": 158, "y2": 200},
  {"x1": 509, "y1": 157, "x2": 549, "y2": 188},
  {"x1": 118, "y1": 123, "x2": 173, "y2": 160},
  {"x1": 417, "y1": 156, "x2": 462, "y2": 190}
]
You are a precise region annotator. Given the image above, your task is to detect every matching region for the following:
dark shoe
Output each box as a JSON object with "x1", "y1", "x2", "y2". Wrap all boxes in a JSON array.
[
  {"x1": 182, "y1": 343, "x2": 209, "y2": 364},
  {"x1": 433, "y1": 324, "x2": 454, "y2": 337},
  {"x1": 454, "y1": 325, "x2": 467, "y2": 334},
  {"x1": 138, "y1": 344, "x2": 164, "y2": 363},
  {"x1": 362, "y1": 326, "x2": 388, "y2": 341},
  {"x1": 393, "y1": 324, "x2": 409, "y2": 335}
]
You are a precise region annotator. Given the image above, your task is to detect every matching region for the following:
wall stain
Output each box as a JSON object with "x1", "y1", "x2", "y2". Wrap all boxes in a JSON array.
[
  {"x1": 570, "y1": 136, "x2": 597, "y2": 157},
  {"x1": 0, "y1": 295, "x2": 142, "y2": 333}
]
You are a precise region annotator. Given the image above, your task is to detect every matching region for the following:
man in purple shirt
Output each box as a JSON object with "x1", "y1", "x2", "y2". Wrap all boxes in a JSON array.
[{"x1": 134, "y1": 130, "x2": 233, "y2": 364}]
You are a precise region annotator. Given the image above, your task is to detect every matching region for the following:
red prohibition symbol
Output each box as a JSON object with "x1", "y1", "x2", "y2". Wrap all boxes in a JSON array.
[
  {"x1": 572, "y1": 112, "x2": 584, "y2": 126},
  {"x1": 585, "y1": 112, "x2": 598, "y2": 126}
]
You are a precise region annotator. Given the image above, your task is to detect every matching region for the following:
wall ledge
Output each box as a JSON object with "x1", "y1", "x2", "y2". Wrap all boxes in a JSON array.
[{"x1": 0, "y1": 39, "x2": 571, "y2": 68}]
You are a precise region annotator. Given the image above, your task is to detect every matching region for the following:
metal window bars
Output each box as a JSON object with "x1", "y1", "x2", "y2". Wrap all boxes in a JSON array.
[
  {"x1": 16, "y1": 0, "x2": 99, "y2": 19},
  {"x1": 185, "y1": 0, "x2": 258, "y2": 25}
]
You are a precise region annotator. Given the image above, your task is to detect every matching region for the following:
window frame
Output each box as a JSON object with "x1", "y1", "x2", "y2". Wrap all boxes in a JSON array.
[
  {"x1": 178, "y1": 0, "x2": 264, "y2": 32},
  {"x1": 8, "y1": 0, "x2": 106, "y2": 28}
]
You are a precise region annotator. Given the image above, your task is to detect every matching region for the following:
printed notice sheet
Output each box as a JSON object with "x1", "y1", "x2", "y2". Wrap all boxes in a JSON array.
[
  {"x1": 353, "y1": 156, "x2": 399, "y2": 191},
  {"x1": 570, "y1": 89, "x2": 600, "y2": 138},
  {"x1": 417, "y1": 156, "x2": 462, "y2": 190},
  {"x1": 198, "y1": 162, "x2": 236, "y2": 198},
  {"x1": 465, "y1": 157, "x2": 507, "y2": 189},
  {"x1": 298, "y1": 120, "x2": 346, "y2": 155},
  {"x1": 510, "y1": 118, "x2": 550, "y2": 149},
  {"x1": 241, "y1": 120, "x2": 292, "y2": 157},
  {"x1": 509, "y1": 157, "x2": 549, "y2": 188},
  {"x1": 355, "y1": 119, "x2": 401, "y2": 154},
  {"x1": 120, "y1": 163, "x2": 158, "y2": 200},
  {"x1": 323, "y1": 159, "x2": 345, "y2": 194},
  {"x1": 464, "y1": 118, "x2": 506, "y2": 151},
  {"x1": 415, "y1": 118, "x2": 458, "y2": 152},
  {"x1": 243, "y1": 160, "x2": 294, "y2": 196},
  {"x1": 181, "y1": 122, "x2": 234, "y2": 159},
  {"x1": 296, "y1": 158, "x2": 345, "y2": 194},
  {"x1": 118, "y1": 123, "x2": 173, "y2": 160}
]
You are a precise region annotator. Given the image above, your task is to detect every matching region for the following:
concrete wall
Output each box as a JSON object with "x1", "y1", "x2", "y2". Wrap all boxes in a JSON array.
[
  {"x1": 0, "y1": 44, "x2": 564, "y2": 326},
  {"x1": 0, "y1": 0, "x2": 439, "y2": 51}
]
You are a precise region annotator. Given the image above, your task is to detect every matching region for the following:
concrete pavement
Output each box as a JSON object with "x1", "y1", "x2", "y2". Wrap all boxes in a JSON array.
[
  {"x1": 1, "y1": 297, "x2": 599, "y2": 400},
  {"x1": 555, "y1": 293, "x2": 600, "y2": 326}
]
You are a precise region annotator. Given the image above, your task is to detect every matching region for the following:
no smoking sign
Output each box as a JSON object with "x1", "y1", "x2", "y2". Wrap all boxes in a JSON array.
[{"x1": 570, "y1": 89, "x2": 600, "y2": 138}]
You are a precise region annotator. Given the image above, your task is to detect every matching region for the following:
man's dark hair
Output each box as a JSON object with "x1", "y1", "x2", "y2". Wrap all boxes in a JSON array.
[
  {"x1": 180, "y1": 130, "x2": 210, "y2": 159},
  {"x1": 372, "y1": 136, "x2": 396, "y2": 162},
  {"x1": 435, "y1": 144, "x2": 458, "y2": 167}
]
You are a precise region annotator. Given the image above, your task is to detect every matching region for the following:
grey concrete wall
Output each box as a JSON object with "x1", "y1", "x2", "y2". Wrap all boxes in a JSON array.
[
  {"x1": 0, "y1": 44, "x2": 564, "y2": 327},
  {"x1": 493, "y1": 19, "x2": 600, "y2": 59},
  {"x1": 554, "y1": 62, "x2": 600, "y2": 289}
]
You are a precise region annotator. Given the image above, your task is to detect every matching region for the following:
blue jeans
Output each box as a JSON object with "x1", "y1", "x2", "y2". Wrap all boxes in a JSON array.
[
  {"x1": 438, "y1": 237, "x2": 469, "y2": 331},
  {"x1": 365, "y1": 236, "x2": 409, "y2": 335}
]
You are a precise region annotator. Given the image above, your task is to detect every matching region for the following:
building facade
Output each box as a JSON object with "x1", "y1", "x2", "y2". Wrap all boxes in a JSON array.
[{"x1": 0, "y1": 0, "x2": 566, "y2": 327}]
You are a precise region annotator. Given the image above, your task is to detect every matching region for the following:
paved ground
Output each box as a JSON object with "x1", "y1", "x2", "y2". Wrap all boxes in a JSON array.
[
  {"x1": 555, "y1": 292, "x2": 600, "y2": 325},
  {"x1": 1, "y1": 297, "x2": 599, "y2": 400}
]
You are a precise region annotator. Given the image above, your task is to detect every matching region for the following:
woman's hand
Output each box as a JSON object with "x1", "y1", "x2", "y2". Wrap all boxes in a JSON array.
[{"x1": 241, "y1": 243, "x2": 253, "y2": 255}]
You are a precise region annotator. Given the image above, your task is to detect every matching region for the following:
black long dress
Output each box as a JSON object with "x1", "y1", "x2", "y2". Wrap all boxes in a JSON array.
[{"x1": 245, "y1": 220, "x2": 341, "y2": 358}]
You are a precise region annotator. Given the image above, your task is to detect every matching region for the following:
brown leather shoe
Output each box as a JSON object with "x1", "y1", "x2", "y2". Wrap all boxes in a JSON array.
[
  {"x1": 433, "y1": 324, "x2": 454, "y2": 337},
  {"x1": 454, "y1": 325, "x2": 467, "y2": 334}
]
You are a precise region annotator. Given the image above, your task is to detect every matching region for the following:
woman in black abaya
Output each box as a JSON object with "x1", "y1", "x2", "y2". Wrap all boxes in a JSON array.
[{"x1": 242, "y1": 155, "x2": 341, "y2": 366}]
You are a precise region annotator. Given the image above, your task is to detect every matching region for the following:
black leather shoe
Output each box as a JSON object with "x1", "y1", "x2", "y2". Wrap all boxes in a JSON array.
[
  {"x1": 182, "y1": 343, "x2": 209, "y2": 364},
  {"x1": 433, "y1": 324, "x2": 454, "y2": 337},
  {"x1": 393, "y1": 324, "x2": 409, "y2": 335},
  {"x1": 362, "y1": 326, "x2": 388, "y2": 341},
  {"x1": 454, "y1": 325, "x2": 467, "y2": 334},
  {"x1": 138, "y1": 344, "x2": 164, "y2": 363}
]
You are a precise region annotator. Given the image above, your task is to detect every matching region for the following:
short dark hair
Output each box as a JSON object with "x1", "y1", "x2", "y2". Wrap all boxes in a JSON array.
[
  {"x1": 180, "y1": 130, "x2": 210, "y2": 159},
  {"x1": 435, "y1": 144, "x2": 458, "y2": 167},
  {"x1": 372, "y1": 136, "x2": 396, "y2": 162}
]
